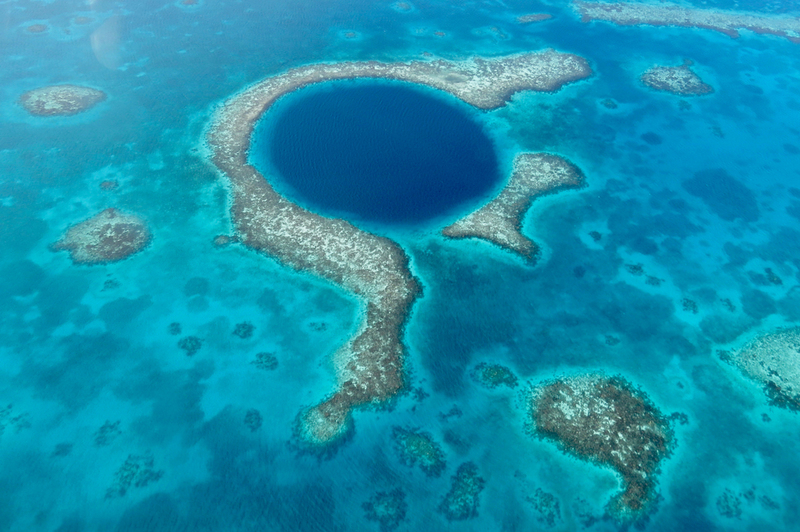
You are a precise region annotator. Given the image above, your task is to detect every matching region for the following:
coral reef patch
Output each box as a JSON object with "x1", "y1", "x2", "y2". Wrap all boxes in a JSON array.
[
  {"x1": 641, "y1": 60, "x2": 713, "y2": 96},
  {"x1": 574, "y1": 1, "x2": 800, "y2": 43},
  {"x1": 443, "y1": 152, "x2": 585, "y2": 262},
  {"x1": 526, "y1": 374, "x2": 674, "y2": 523},
  {"x1": 19, "y1": 84, "x2": 106, "y2": 116},
  {"x1": 52, "y1": 208, "x2": 150, "y2": 265}
]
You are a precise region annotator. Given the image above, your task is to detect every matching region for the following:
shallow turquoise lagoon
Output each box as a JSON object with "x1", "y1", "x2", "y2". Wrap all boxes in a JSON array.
[{"x1": 2, "y1": 0, "x2": 800, "y2": 530}]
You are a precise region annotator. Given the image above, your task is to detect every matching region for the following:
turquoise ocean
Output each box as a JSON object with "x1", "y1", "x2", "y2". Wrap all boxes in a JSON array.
[{"x1": 2, "y1": 0, "x2": 800, "y2": 530}]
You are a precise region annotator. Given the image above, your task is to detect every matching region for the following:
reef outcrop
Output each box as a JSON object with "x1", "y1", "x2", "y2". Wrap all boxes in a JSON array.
[
  {"x1": 443, "y1": 152, "x2": 585, "y2": 262},
  {"x1": 19, "y1": 84, "x2": 106, "y2": 116},
  {"x1": 573, "y1": 1, "x2": 800, "y2": 43},
  {"x1": 438, "y1": 462, "x2": 486, "y2": 520},
  {"x1": 391, "y1": 426, "x2": 446, "y2": 477},
  {"x1": 206, "y1": 51, "x2": 591, "y2": 448},
  {"x1": 52, "y1": 208, "x2": 151, "y2": 265},
  {"x1": 641, "y1": 60, "x2": 713, "y2": 96},
  {"x1": 724, "y1": 327, "x2": 800, "y2": 411},
  {"x1": 526, "y1": 374, "x2": 674, "y2": 523}
]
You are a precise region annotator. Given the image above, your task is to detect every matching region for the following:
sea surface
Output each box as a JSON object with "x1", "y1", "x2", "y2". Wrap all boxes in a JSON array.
[{"x1": 2, "y1": 0, "x2": 800, "y2": 530}]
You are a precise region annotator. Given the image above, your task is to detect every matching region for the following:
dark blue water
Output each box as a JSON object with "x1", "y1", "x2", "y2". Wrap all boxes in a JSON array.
[{"x1": 260, "y1": 82, "x2": 501, "y2": 225}]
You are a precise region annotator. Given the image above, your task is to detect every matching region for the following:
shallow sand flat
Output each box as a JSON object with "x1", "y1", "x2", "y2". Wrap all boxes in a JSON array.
[
  {"x1": 443, "y1": 152, "x2": 585, "y2": 262},
  {"x1": 206, "y1": 51, "x2": 591, "y2": 447},
  {"x1": 574, "y1": 1, "x2": 800, "y2": 43}
]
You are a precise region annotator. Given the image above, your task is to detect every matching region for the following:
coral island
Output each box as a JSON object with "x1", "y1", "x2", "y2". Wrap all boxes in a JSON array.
[
  {"x1": 52, "y1": 208, "x2": 151, "y2": 265},
  {"x1": 443, "y1": 152, "x2": 585, "y2": 262},
  {"x1": 641, "y1": 60, "x2": 713, "y2": 96},
  {"x1": 391, "y1": 426, "x2": 446, "y2": 477},
  {"x1": 362, "y1": 488, "x2": 407, "y2": 532},
  {"x1": 573, "y1": 1, "x2": 800, "y2": 43},
  {"x1": 19, "y1": 84, "x2": 106, "y2": 116},
  {"x1": 526, "y1": 374, "x2": 674, "y2": 523},
  {"x1": 206, "y1": 50, "x2": 591, "y2": 448},
  {"x1": 471, "y1": 362, "x2": 518, "y2": 389},
  {"x1": 438, "y1": 462, "x2": 486, "y2": 520},
  {"x1": 726, "y1": 327, "x2": 800, "y2": 412}
]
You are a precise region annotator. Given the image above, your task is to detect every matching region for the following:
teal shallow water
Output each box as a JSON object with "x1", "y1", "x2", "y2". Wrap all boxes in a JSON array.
[{"x1": 2, "y1": 0, "x2": 800, "y2": 530}]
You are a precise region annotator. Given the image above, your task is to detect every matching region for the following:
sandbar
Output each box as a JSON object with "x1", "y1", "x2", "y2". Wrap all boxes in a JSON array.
[
  {"x1": 641, "y1": 60, "x2": 713, "y2": 96},
  {"x1": 52, "y1": 208, "x2": 151, "y2": 265},
  {"x1": 205, "y1": 51, "x2": 591, "y2": 448},
  {"x1": 19, "y1": 84, "x2": 106, "y2": 117},
  {"x1": 526, "y1": 374, "x2": 674, "y2": 522},
  {"x1": 574, "y1": 1, "x2": 800, "y2": 43},
  {"x1": 443, "y1": 152, "x2": 585, "y2": 262}
]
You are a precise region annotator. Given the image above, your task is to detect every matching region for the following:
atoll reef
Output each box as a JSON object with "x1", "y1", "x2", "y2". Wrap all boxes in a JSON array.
[
  {"x1": 443, "y1": 152, "x2": 585, "y2": 261},
  {"x1": 19, "y1": 84, "x2": 106, "y2": 117},
  {"x1": 726, "y1": 327, "x2": 800, "y2": 411},
  {"x1": 206, "y1": 50, "x2": 591, "y2": 448},
  {"x1": 641, "y1": 60, "x2": 713, "y2": 96},
  {"x1": 517, "y1": 13, "x2": 553, "y2": 24},
  {"x1": 573, "y1": 1, "x2": 800, "y2": 43},
  {"x1": 471, "y1": 362, "x2": 518, "y2": 389},
  {"x1": 105, "y1": 453, "x2": 163, "y2": 498},
  {"x1": 438, "y1": 462, "x2": 486, "y2": 521},
  {"x1": 52, "y1": 208, "x2": 151, "y2": 265},
  {"x1": 526, "y1": 374, "x2": 674, "y2": 522},
  {"x1": 391, "y1": 426, "x2": 446, "y2": 477},
  {"x1": 362, "y1": 488, "x2": 407, "y2": 532}
]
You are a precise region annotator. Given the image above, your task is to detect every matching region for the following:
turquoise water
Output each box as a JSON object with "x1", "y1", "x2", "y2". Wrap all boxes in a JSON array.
[{"x1": 2, "y1": 0, "x2": 800, "y2": 530}]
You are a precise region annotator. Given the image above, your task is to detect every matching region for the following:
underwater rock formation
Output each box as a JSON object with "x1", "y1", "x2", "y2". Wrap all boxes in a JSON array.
[
  {"x1": 438, "y1": 462, "x2": 486, "y2": 520},
  {"x1": 391, "y1": 426, "x2": 446, "y2": 477}
]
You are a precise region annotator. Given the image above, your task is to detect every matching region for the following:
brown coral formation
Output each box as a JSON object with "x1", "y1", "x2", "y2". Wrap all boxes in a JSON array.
[
  {"x1": 726, "y1": 327, "x2": 800, "y2": 411},
  {"x1": 527, "y1": 374, "x2": 674, "y2": 522},
  {"x1": 574, "y1": 1, "x2": 800, "y2": 43},
  {"x1": 443, "y1": 153, "x2": 585, "y2": 262},
  {"x1": 641, "y1": 60, "x2": 713, "y2": 96},
  {"x1": 19, "y1": 84, "x2": 106, "y2": 117},
  {"x1": 206, "y1": 51, "x2": 590, "y2": 448},
  {"x1": 26, "y1": 24, "x2": 48, "y2": 33},
  {"x1": 52, "y1": 208, "x2": 151, "y2": 265}
]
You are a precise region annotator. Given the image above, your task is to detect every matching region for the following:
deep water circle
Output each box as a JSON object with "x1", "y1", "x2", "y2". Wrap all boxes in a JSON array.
[{"x1": 257, "y1": 82, "x2": 501, "y2": 225}]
